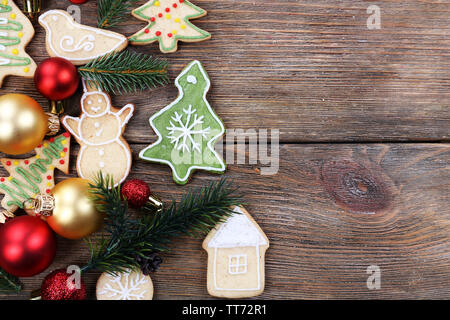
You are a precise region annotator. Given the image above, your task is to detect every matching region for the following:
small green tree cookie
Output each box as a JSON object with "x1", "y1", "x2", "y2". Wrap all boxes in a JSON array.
[{"x1": 139, "y1": 60, "x2": 226, "y2": 185}]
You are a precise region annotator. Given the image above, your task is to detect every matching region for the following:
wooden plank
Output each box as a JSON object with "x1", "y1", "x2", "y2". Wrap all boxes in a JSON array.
[
  {"x1": 0, "y1": 143, "x2": 448, "y2": 299},
  {"x1": 0, "y1": 0, "x2": 448, "y2": 143}
]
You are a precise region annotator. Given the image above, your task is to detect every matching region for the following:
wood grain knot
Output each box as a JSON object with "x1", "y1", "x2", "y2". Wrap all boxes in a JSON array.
[{"x1": 320, "y1": 159, "x2": 393, "y2": 214}]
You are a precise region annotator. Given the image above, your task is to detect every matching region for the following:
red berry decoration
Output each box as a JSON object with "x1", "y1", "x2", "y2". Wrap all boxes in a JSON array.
[
  {"x1": 0, "y1": 216, "x2": 56, "y2": 277},
  {"x1": 121, "y1": 179, "x2": 151, "y2": 209},
  {"x1": 68, "y1": 0, "x2": 88, "y2": 4},
  {"x1": 34, "y1": 57, "x2": 79, "y2": 101},
  {"x1": 41, "y1": 269, "x2": 86, "y2": 300}
]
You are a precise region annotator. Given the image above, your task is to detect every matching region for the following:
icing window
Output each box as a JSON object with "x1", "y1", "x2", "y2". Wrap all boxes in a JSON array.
[{"x1": 228, "y1": 254, "x2": 247, "y2": 275}]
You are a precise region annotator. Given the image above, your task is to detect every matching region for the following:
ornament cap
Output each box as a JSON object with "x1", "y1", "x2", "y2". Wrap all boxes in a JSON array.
[
  {"x1": 22, "y1": 0, "x2": 42, "y2": 20},
  {"x1": 32, "y1": 194, "x2": 55, "y2": 217},
  {"x1": 146, "y1": 194, "x2": 163, "y2": 214},
  {"x1": 45, "y1": 112, "x2": 60, "y2": 136},
  {"x1": 49, "y1": 100, "x2": 65, "y2": 116}
]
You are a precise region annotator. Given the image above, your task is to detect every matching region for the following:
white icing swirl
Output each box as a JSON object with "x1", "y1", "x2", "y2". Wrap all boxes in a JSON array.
[{"x1": 60, "y1": 34, "x2": 95, "y2": 53}]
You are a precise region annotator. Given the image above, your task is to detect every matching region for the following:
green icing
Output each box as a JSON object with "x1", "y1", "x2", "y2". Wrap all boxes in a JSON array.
[
  {"x1": 0, "y1": 4, "x2": 31, "y2": 67},
  {"x1": 0, "y1": 136, "x2": 66, "y2": 208},
  {"x1": 0, "y1": 4, "x2": 11, "y2": 13},
  {"x1": 129, "y1": 0, "x2": 210, "y2": 52},
  {"x1": 139, "y1": 61, "x2": 226, "y2": 185}
]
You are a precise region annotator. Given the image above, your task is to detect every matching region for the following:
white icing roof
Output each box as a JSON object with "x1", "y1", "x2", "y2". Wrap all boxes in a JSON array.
[{"x1": 208, "y1": 206, "x2": 267, "y2": 248}]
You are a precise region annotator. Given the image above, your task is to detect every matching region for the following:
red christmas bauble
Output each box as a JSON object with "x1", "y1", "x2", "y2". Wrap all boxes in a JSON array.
[
  {"x1": 41, "y1": 269, "x2": 86, "y2": 300},
  {"x1": 69, "y1": 0, "x2": 88, "y2": 3},
  {"x1": 34, "y1": 57, "x2": 79, "y2": 101},
  {"x1": 121, "y1": 179, "x2": 151, "y2": 208},
  {"x1": 0, "y1": 216, "x2": 56, "y2": 277}
]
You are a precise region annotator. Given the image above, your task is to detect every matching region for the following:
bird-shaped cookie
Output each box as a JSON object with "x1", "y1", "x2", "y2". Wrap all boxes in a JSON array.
[{"x1": 39, "y1": 10, "x2": 128, "y2": 66}]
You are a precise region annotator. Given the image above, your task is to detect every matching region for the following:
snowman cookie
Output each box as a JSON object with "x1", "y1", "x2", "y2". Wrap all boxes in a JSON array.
[{"x1": 62, "y1": 79, "x2": 134, "y2": 186}]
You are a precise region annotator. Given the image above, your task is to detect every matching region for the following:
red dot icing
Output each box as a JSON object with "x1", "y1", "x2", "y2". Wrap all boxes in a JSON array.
[
  {"x1": 59, "y1": 160, "x2": 65, "y2": 165},
  {"x1": 156, "y1": 31, "x2": 161, "y2": 36},
  {"x1": 145, "y1": 28, "x2": 150, "y2": 33},
  {"x1": 150, "y1": 17, "x2": 155, "y2": 22},
  {"x1": 0, "y1": 178, "x2": 4, "y2": 182},
  {"x1": 37, "y1": 144, "x2": 42, "y2": 148},
  {"x1": 49, "y1": 137, "x2": 54, "y2": 142},
  {"x1": 179, "y1": 0, "x2": 184, "y2": 2},
  {"x1": 46, "y1": 189, "x2": 50, "y2": 194},
  {"x1": 168, "y1": 33, "x2": 173, "y2": 37},
  {"x1": 6, "y1": 161, "x2": 11, "y2": 166},
  {"x1": 63, "y1": 148, "x2": 68, "y2": 152},
  {"x1": 158, "y1": 13, "x2": 163, "y2": 17},
  {"x1": 47, "y1": 175, "x2": 52, "y2": 180},
  {"x1": 173, "y1": 3, "x2": 177, "y2": 8},
  {"x1": 25, "y1": 160, "x2": 29, "y2": 165},
  {"x1": 63, "y1": 132, "x2": 70, "y2": 138},
  {"x1": 165, "y1": 7, "x2": 170, "y2": 12}
]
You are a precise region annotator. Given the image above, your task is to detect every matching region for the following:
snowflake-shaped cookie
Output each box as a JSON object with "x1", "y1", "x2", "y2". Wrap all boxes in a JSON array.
[{"x1": 96, "y1": 269, "x2": 154, "y2": 300}]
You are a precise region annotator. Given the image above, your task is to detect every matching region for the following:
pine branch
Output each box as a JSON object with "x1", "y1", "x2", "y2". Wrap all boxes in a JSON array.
[
  {"x1": 78, "y1": 51, "x2": 169, "y2": 94},
  {"x1": 98, "y1": 0, "x2": 139, "y2": 29},
  {"x1": 0, "y1": 267, "x2": 21, "y2": 294},
  {"x1": 84, "y1": 174, "x2": 242, "y2": 274}
]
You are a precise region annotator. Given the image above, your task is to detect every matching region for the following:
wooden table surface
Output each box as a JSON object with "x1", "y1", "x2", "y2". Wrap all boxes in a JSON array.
[{"x1": 0, "y1": 0, "x2": 449, "y2": 299}]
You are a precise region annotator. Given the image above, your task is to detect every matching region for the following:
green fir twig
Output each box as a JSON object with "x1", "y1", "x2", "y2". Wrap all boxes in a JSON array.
[
  {"x1": 0, "y1": 267, "x2": 21, "y2": 294},
  {"x1": 83, "y1": 174, "x2": 242, "y2": 274},
  {"x1": 78, "y1": 51, "x2": 169, "y2": 94},
  {"x1": 98, "y1": 0, "x2": 139, "y2": 29}
]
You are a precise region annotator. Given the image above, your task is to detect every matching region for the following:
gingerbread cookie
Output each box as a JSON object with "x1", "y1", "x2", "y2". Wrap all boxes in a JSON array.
[
  {"x1": 202, "y1": 206, "x2": 269, "y2": 298},
  {"x1": 0, "y1": 0, "x2": 37, "y2": 86},
  {"x1": 0, "y1": 133, "x2": 71, "y2": 218},
  {"x1": 39, "y1": 10, "x2": 128, "y2": 66},
  {"x1": 62, "y1": 79, "x2": 134, "y2": 186},
  {"x1": 129, "y1": 0, "x2": 210, "y2": 53},
  {"x1": 96, "y1": 269, "x2": 154, "y2": 300},
  {"x1": 139, "y1": 60, "x2": 225, "y2": 185}
]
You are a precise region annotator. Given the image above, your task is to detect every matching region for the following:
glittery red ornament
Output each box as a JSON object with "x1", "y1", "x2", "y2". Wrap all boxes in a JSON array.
[
  {"x1": 121, "y1": 179, "x2": 151, "y2": 209},
  {"x1": 41, "y1": 269, "x2": 86, "y2": 300},
  {"x1": 34, "y1": 57, "x2": 79, "y2": 101},
  {"x1": 0, "y1": 216, "x2": 56, "y2": 277},
  {"x1": 68, "y1": 0, "x2": 89, "y2": 4}
]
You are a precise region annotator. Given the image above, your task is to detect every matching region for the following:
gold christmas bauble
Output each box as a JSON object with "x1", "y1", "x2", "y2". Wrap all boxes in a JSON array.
[
  {"x1": 47, "y1": 178, "x2": 104, "y2": 239},
  {"x1": 0, "y1": 94, "x2": 48, "y2": 155}
]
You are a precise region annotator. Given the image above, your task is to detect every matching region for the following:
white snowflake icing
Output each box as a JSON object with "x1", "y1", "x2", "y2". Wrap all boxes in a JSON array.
[
  {"x1": 166, "y1": 105, "x2": 210, "y2": 153},
  {"x1": 98, "y1": 270, "x2": 149, "y2": 300}
]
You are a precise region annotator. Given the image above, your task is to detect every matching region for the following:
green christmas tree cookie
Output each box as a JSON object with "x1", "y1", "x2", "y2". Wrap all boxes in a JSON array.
[
  {"x1": 128, "y1": 0, "x2": 210, "y2": 53},
  {"x1": 139, "y1": 60, "x2": 226, "y2": 185}
]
